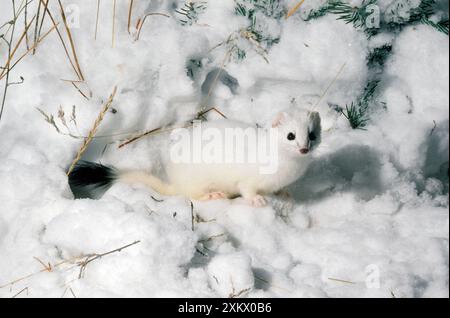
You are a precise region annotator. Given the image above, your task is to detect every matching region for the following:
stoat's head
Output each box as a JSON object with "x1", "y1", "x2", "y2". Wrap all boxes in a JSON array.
[{"x1": 272, "y1": 109, "x2": 322, "y2": 156}]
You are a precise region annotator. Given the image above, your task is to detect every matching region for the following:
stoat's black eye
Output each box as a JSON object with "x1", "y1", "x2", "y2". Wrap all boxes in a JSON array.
[
  {"x1": 287, "y1": 132, "x2": 296, "y2": 141},
  {"x1": 309, "y1": 132, "x2": 317, "y2": 141}
]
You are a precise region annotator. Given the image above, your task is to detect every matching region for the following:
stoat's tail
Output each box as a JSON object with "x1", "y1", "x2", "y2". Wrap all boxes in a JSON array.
[{"x1": 68, "y1": 161, "x2": 176, "y2": 199}]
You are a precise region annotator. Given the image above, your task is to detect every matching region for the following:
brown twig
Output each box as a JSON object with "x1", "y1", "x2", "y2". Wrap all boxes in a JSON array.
[
  {"x1": 12, "y1": 287, "x2": 29, "y2": 298},
  {"x1": 328, "y1": 277, "x2": 357, "y2": 285},
  {"x1": 57, "y1": 0, "x2": 85, "y2": 81},
  {"x1": 71, "y1": 82, "x2": 90, "y2": 100},
  {"x1": 0, "y1": 14, "x2": 36, "y2": 79},
  {"x1": 286, "y1": 0, "x2": 306, "y2": 19},
  {"x1": 112, "y1": 0, "x2": 116, "y2": 48},
  {"x1": 0, "y1": 23, "x2": 59, "y2": 81},
  {"x1": 135, "y1": 12, "x2": 170, "y2": 41},
  {"x1": 32, "y1": 0, "x2": 42, "y2": 54},
  {"x1": 118, "y1": 127, "x2": 163, "y2": 149},
  {"x1": 0, "y1": 0, "x2": 18, "y2": 124},
  {"x1": 117, "y1": 106, "x2": 227, "y2": 149},
  {"x1": 1, "y1": 241, "x2": 140, "y2": 291},
  {"x1": 117, "y1": 123, "x2": 191, "y2": 149},
  {"x1": 24, "y1": 0, "x2": 30, "y2": 49},
  {"x1": 77, "y1": 240, "x2": 141, "y2": 279},
  {"x1": 67, "y1": 86, "x2": 117, "y2": 176},
  {"x1": 94, "y1": 0, "x2": 100, "y2": 40},
  {"x1": 37, "y1": 0, "x2": 50, "y2": 44},
  {"x1": 127, "y1": 0, "x2": 134, "y2": 34},
  {"x1": 38, "y1": 0, "x2": 83, "y2": 81},
  {"x1": 197, "y1": 107, "x2": 228, "y2": 120}
]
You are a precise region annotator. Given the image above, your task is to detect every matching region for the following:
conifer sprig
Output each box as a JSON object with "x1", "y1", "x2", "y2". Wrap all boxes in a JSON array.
[
  {"x1": 176, "y1": 1, "x2": 207, "y2": 26},
  {"x1": 327, "y1": 0, "x2": 377, "y2": 29}
]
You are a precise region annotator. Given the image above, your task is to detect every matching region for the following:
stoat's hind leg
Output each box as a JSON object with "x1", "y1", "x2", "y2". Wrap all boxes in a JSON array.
[{"x1": 198, "y1": 191, "x2": 228, "y2": 201}]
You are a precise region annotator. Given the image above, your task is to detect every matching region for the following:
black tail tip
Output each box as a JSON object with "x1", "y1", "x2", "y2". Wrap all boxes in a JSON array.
[{"x1": 68, "y1": 161, "x2": 118, "y2": 199}]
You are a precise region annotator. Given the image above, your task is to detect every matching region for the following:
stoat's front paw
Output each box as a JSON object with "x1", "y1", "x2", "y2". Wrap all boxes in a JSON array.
[
  {"x1": 199, "y1": 192, "x2": 228, "y2": 201},
  {"x1": 250, "y1": 195, "x2": 267, "y2": 208}
]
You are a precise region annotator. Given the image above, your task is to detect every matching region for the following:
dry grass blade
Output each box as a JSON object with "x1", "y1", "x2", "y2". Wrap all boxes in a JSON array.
[
  {"x1": 12, "y1": 287, "x2": 29, "y2": 298},
  {"x1": 127, "y1": 0, "x2": 134, "y2": 34},
  {"x1": 117, "y1": 122, "x2": 192, "y2": 149},
  {"x1": 0, "y1": 15, "x2": 36, "y2": 79},
  {"x1": 328, "y1": 277, "x2": 357, "y2": 284},
  {"x1": 33, "y1": 0, "x2": 42, "y2": 54},
  {"x1": 77, "y1": 240, "x2": 141, "y2": 279},
  {"x1": 24, "y1": 0, "x2": 30, "y2": 49},
  {"x1": 94, "y1": 0, "x2": 100, "y2": 40},
  {"x1": 38, "y1": 0, "x2": 83, "y2": 81},
  {"x1": 197, "y1": 107, "x2": 228, "y2": 120},
  {"x1": 118, "y1": 127, "x2": 162, "y2": 149},
  {"x1": 135, "y1": 12, "x2": 170, "y2": 41},
  {"x1": 1, "y1": 241, "x2": 139, "y2": 291},
  {"x1": 286, "y1": 0, "x2": 306, "y2": 19},
  {"x1": 0, "y1": 23, "x2": 59, "y2": 81},
  {"x1": 312, "y1": 62, "x2": 347, "y2": 110},
  {"x1": 117, "y1": 106, "x2": 227, "y2": 149},
  {"x1": 71, "y1": 81, "x2": 90, "y2": 100},
  {"x1": 37, "y1": 0, "x2": 51, "y2": 44},
  {"x1": 112, "y1": 0, "x2": 116, "y2": 48},
  {"x1": 67, "y1": 86, "x2": 117, "y2": 176},
  {"x1": 57, "y1": 0, "x2": 85, "y2": 81}
]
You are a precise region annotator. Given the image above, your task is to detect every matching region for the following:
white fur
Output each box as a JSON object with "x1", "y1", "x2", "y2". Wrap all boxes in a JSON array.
[{"x1": 120, "y1": 109, "x2": 321, "y2": 206}]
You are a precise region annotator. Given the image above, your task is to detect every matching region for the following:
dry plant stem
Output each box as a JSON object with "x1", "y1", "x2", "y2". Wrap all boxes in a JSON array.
[
  {"x1": 0, "y1": 0, "x2": 17, "y2": 124},
  {"x1": 57, "y1": 0, "x2": 85, "y2": 81},
  {"x1": 38, "y1": 0, "x2": 83, "y2": 81},
  {"x1": 0, "y1": 23, "x2": 59, "y2": 81},
  {"x1": 94, "y1": 0, "x2": 100, "y2": 40},
  {"x1": 197, "y1": 107, "x2": 228, "y2": 119},
  {"x1": 312, "y1": 62, "x2": 347, "y2": 110},
  {"x1": 286, "y1": 0, "x2": 306, "y2": 19},
  {"x1": 117, "y1": 107, "x2": 228, "y2": 149},
  {"x1": 0, "y1": 14, "x2": 36, "y2": 79},
  {"x1": 0, "y1": 241, "x2": 140, "y2": 290},
  {"x1": 33, "y1": 0, "x2": 42, "y2": 54},
  {"x1": 112, "y1": 0, "x2": 116, "y2": 48},
  {"x1": 0, "y1": 0, "x2": 25, "y2": 36},
  {"x1": 37, "y1": 0, "x2": 50, "y2": 39},
  {"x1": 67, "y1": 86, "x2": 117, "y2": 176},
  {"x1": 117, "y1": 122, "x2": 194, "y2": 149},
  {"x1": 135, "y1": 13, "x2": 170, "y2": 41},
  {"x1": 24, "y1": 0, "x2": 30, "y2": 49},
  {"x1": 12, "y1": 287, "x2": 29, "y2": 298},
  {"x1": 71, "y1": 82, "x2": 89, "y2": 100},
  {"x1": 77, "y1": 240, "x2": 141, "y2": 279},
  {"x1": 118, "y1": 127, "x2": 163, "y2": 149},
  {"x1": 328, "y1": 277, "x2": 357, "y2": 284},
  {"x1": 127, "y1": 0, "x2": 134, "y2": 34}
]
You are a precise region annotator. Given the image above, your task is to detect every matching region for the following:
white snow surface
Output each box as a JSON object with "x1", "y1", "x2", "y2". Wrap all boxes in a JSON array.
[{"x1": 0, "y1": 0, "x2": 448, "y2": 298}]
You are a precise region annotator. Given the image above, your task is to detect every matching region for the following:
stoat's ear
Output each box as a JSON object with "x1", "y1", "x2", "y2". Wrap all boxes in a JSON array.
[
  {"x1": 272, "y1": 112, "x2": 288, "y2": 128},
  {"x1": 309, "y1": 111, "x2": 321, "y2": 128}
]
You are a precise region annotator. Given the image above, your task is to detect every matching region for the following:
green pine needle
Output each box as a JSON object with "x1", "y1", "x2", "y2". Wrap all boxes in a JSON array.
[{"x1": 176, "y1": 1, "x2": 207, "y2": 26}]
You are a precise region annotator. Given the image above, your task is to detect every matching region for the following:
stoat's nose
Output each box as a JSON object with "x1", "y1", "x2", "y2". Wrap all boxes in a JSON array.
[{"x1": 300, "y1": 148, "x2": 309, "y2": 154}]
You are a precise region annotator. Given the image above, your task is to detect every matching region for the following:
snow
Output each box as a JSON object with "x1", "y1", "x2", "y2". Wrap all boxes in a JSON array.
[{"x1": 0, "y1": 0, "x2": 448, "y2": 298}]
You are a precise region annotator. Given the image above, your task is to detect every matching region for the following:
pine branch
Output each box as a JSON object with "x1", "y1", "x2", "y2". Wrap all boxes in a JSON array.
[
  {"x1": 341, "y1": 80, "x2": 380, "y2": 130},
  {"x1": 304, "y1": 0, "x2": 448, "y2": 37},
  {"x1": 328, "y1": 0, "x2": 378, "y2": 28},
  {"x1": 367, "y1": 44, "x2": 393, "y2": 70},
  {"x1": 176, "y1": 1, "x2": 207, "y2": 26}
]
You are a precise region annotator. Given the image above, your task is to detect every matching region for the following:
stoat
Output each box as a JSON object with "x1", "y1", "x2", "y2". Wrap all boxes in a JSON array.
[{"x1": 68, "y1": 109, "x2": 322, "y2": 207}]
